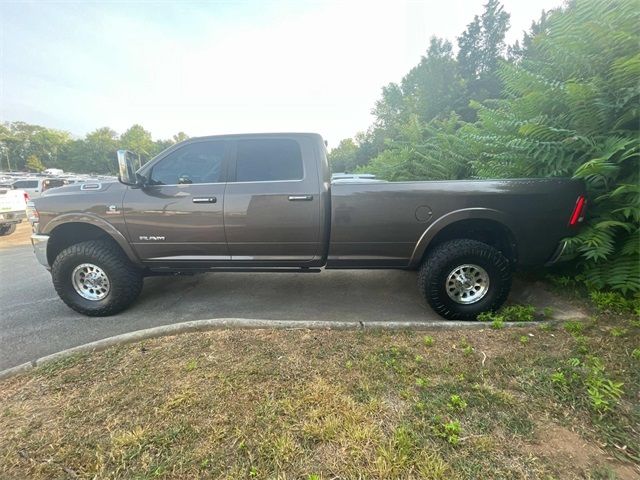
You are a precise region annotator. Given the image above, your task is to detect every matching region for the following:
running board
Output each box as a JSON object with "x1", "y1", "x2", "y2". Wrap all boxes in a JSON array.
[{"x1": 147, "y1": 267, "x2": 322, "y2": 275}]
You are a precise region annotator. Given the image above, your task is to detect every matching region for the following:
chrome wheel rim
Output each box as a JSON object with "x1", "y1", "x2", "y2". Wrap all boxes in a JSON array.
[
  {"x1": 72, "y1": 263, "x2": 110, "y2": 301},
  {"x1": 446, "y1": 264, "x2": 490, "y2": 305}
]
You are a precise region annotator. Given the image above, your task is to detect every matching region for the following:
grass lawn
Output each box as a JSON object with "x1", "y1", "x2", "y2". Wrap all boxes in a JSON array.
[{"x1": 1, "y1": 312, "x2": 638, "y2": 479}]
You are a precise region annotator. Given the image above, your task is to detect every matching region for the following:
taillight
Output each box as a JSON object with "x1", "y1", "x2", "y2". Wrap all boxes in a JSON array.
[
  {"x1": 23, "y1": 192, "x2": 29, "y2": 202},
  {"x1": 569, "y1": 195, "x2": 587, "y2": 226},
  {"x1": 26, "y1": 201, "x2": 39, "y2": 224}
]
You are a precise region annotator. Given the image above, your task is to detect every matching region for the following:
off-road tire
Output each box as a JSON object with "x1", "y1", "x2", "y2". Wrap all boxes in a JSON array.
[
  {"x1": 0, "y1": 223, "x2": 17, "y2": 236},
  {"x1": 52, "y1": 239, "x2": 143, "y2": 316},
  {"x1": 418, "y1": 239, "x2": 512, "y2": 320}
]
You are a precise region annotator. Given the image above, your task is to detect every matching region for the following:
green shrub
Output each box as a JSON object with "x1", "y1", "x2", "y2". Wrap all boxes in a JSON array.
[
  {"x1": 447, "y1": 395, "x2": 467, "y2": 411},
  {"x1": 590, "y1": 290, "x2": 640, "y2": 315},
  {"x1": 433, "y1": 420, "x2": 461, "y2": 446},
  {"x1": 564, "y1": 321, "x2": 585, "y2": 336},
  {"x1": 501, "y1": 305, "x2": 536, "y2": 322},
  {"x1": 490, "y1": 318, "x2": 505, "y2": 330}
]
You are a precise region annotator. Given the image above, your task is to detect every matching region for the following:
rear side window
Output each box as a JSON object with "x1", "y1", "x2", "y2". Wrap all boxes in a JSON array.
[
  {"x1": 236, "y1": 139, "x2": 303, "y2": 182},
  {"x1": 13, "y1": 180, "x2": 38, "y2": 188},
  {"x1": 150, "y1": 141, "x2": 226, "y2": 185}
]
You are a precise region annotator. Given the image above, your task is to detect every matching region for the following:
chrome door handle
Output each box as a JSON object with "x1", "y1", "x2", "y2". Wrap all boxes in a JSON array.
[
  {"x1": 288, "y1": 195, "x2": 313, "y2": 201},
  {"x1": 192, "y1": 197, "x2": 217, "y2": 203}
]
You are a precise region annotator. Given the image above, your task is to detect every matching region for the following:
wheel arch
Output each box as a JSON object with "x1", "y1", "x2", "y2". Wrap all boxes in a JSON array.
[
  {"x1": 43, "y1": 215, "x2": 141, "y2": 267},
  {"x1": 409, "y1": 208, "x2": 518, "y2": 268}
]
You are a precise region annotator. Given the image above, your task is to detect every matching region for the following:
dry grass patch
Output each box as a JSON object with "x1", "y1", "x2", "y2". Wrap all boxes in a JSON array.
[{"x1": 1, "y1": 317, "x2": 638, "y2": 479}]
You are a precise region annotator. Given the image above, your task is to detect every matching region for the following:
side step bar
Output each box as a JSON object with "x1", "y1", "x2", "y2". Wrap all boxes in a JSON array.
[{"x1": 147, "y1": 267, "x2": 322, "y2": 275}]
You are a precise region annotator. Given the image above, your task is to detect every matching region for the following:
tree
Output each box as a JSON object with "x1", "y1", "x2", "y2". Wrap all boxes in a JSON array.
[
  {"x1": 63, "y1": 127, "x2": 118, "y2": 174},
  {"x1": 361, "y1": 113, "x2": 469, "y2": 181},
  {"x1": 401, "y1": 38, "x2": 463, "y2": 123},
  {"x1": 456, "y1": 0, "x2": 510, "y2": 119},
  {"x1": 25, "y1": 154, "x2": 44, "y2": 172},
  {"x1": 328, "y1": 138, "x2": 359, "y2": 172},
  {"x1": 120, "y1": 124, "x2": 154, "y2": 166},
  {"x1": 0, "y1": 122, "x2": 70, "y2": 171},
  {"x1": 173, "y1": 132, "x2": 189, "y2": 143},
  {"x1": 507, "y1": 10, "x2": 550, "y2": 63}
]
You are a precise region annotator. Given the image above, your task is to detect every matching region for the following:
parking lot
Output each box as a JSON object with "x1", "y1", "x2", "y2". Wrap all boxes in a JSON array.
[{"x1": 0, "y1": 222, "x2": 584, "y2": 371}]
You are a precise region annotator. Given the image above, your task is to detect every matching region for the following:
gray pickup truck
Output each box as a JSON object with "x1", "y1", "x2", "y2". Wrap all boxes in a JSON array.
[{"x1": 29, "y1": 133, "x2": 586, "y2": 319}]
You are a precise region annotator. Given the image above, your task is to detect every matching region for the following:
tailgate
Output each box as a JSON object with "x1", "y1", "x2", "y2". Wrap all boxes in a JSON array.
[{"x1": 0, "y1": 190, "x2": 26, "y2": 212}]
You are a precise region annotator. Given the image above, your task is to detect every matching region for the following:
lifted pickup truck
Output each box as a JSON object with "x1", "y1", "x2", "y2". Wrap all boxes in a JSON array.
[{"x1": 29, "y1": 133, "x2": 586, "y2": 319}]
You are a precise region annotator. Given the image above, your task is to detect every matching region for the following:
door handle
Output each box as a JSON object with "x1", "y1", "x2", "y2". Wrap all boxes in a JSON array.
[
  {"x1": 192, "y1": 197, "x2": 217, "y2": 203},
  {"x1": 288, "y1": 195, "x2": 313, "y2": 201}
]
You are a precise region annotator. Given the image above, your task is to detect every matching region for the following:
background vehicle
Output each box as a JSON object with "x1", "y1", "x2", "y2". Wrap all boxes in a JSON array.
[
  {"x1": 0, "y1": 185, "x2": 28, "y2": 236},
  {"x1": 331, "y1": 173, "x2": 387, "y2": 183},
  {"x1": 29, "y1": 133, "x2": 586, "y2": 319},
  {"x1": 12, "y1": 177, "x2": 68, "y2": 198}
]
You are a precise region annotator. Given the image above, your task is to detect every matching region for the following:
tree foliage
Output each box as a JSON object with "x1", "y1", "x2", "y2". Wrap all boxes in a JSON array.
[
  {"x1": 0, "y1": 123, "x2": 189, "y2": 174},
  {"x1": 459, "y1": 0, "x2": 640, "y2": 293},
  {"x1": 333, "y1": 0, "x2": 639, "y2": 294},
  {"x1": 25, "y1": 155, "x2": 44, "y2": 172}
]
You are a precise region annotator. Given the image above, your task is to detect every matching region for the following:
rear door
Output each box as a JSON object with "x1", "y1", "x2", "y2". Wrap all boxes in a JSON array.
[
  {"x1": 123, "y1": 139, "x2": 230, "y2": 262},
  {"x1": 224, "y1": 136, "x2": 322, "y2": 264}
]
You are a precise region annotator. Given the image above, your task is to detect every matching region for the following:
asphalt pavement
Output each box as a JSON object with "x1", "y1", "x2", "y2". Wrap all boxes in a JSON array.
[{"x1": 0, "y1": 238, "x2": 586, "y2": 371}]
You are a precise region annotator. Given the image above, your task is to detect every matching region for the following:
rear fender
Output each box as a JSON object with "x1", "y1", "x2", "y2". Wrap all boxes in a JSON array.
[{"x1": 408, "y1": 208, "x2": 515, "y2": 268}]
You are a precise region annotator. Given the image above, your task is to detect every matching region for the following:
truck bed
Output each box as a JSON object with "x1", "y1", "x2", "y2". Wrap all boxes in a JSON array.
[{"x1": 327, "y1": 178, "x2": 585, "y2": 268}]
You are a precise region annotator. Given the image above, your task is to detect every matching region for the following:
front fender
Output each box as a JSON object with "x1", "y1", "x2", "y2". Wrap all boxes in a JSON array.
[
  {"x1": 41, "y1": 213, "x2": 142, "y2": 267},
  {"x1": 408, "y1": 208, "x2": 516, "y2": 268}
]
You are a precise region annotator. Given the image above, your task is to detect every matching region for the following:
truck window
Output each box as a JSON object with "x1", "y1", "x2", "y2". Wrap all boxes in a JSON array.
[
  {"x1": 235, "y1": 139, "x2": 303, "y2": 182},
  {"x1": 150, "y1": 141, "x2": 225, "y2": 185},
  {"x1": 13, "y1": 180, "x2": 39, "y2": 189},
  {"x1": 43, "y1": 179, "x2": 65, "y2": 190}
]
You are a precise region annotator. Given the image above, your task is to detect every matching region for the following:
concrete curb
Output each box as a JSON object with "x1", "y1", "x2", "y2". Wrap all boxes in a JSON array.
[{"x1": 0, "y1": 317, "x2": 542, "y2": 381}]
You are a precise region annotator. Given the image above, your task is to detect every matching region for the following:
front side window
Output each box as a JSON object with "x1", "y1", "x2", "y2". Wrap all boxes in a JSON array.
[
  {"x1": 150, "y1": 141, "x2": 226, "y2": 185},
  {"x1": 236, "y1": 139, "x2": 303, "y2": 182}
]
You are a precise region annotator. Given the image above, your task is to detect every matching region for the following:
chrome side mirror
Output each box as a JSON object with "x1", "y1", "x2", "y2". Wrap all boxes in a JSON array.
[{"x1": 117, "y1": 150, "x2": 138, "y2": 186}]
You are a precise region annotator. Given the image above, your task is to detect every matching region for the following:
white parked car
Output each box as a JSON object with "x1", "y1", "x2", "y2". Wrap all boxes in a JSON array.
[
  {"x1": 0, "y1": 186, "x2": 28, "y2": 236},
  {"x1": 11, "y1": 177, "x2": 68, "y2": 199}
]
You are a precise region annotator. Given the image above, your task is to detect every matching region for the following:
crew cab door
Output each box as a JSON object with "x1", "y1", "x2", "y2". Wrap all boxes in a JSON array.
[
  {"x1": 123, "y1": 139, "x2": 230, "y2": 262},
  {"x1": 224, "y1": 136, "x2": 322, "y2": 265}
]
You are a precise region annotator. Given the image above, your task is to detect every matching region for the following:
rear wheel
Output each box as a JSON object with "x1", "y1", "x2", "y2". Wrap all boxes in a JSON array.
[
  {"x1": 418, "y1": 239, "x2": 512, "y2": 320},
  {"x1": 52, "y1": 239, "x2": 143, "y2": 316},
  {"x1": 0, "y1": 224, "x2": 17, "y2": 236}
]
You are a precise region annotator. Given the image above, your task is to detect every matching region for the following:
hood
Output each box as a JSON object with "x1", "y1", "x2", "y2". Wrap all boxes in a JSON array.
[{"x1": 40, "y1": 181, "x2": 122, "y2": 197}]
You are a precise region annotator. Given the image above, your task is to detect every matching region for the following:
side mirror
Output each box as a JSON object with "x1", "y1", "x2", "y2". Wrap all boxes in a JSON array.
[{"x1": 117, "y1": 150, "x2": 138, "y2": 186}]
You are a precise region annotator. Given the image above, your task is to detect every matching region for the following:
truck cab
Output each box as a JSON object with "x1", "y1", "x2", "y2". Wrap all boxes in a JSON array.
[{"x1": 123, "y1": 133, "x2": 329, "y2": 268}]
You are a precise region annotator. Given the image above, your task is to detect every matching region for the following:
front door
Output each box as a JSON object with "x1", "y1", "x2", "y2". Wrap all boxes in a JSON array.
[
  {"x1": 224, "y1": 137, "x2": 322, "y2": 264},
  {"x1": 123, "y1": 139, "x2": 230, "y2": 262}
]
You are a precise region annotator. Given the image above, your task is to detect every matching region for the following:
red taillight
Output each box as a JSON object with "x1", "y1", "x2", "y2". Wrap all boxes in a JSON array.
[
  {"x1": 569, "y1": 195, "x2": 587, "y2": 226},
  {"x1": 23, "y1": 192, "x2": 29, "y2": 202},
  {"x1": 26, "y1": 201, "x2": 39, "y2": 224}
]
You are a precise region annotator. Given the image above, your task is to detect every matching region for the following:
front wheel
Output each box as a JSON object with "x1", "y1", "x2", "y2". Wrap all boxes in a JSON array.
[
  {"x1": 0, "y1": 223, "x2": 17, "y2": 236},
  {"x1": 52, "y1": 239, "x2": 143, "y2": 316},
  {"x1": 418, "y1": 239, "x2": 512, "y2": 320}
]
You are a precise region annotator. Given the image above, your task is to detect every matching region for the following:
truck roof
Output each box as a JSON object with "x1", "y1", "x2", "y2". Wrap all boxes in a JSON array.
[{"x1": 187, "y1": 132, "x2": 324, "y2": 142}]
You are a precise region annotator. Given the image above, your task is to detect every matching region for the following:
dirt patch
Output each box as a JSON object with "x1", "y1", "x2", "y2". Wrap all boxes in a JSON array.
[
  {"x1": 532, "y1": 424, "x2": 639, "y2": 480},
  {"x1": 0, "y1": 221, "x2": 32, "y2": 249}
]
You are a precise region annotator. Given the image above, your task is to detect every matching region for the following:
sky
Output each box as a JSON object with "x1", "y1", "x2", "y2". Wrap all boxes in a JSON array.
[{"x1": 1, "y1": 0, "x2": 564, "y2": 147}]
